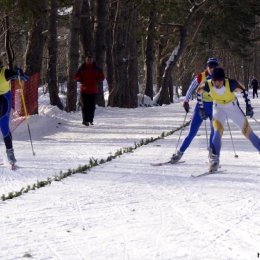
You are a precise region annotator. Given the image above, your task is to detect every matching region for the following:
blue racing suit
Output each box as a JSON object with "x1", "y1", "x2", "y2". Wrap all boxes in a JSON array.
[
  {"x1": 179, "y1": 71, "x2": 214, "y2": 153},
  {"x1": 0, "y1": 66, "x2": 19, "y2": 149}
]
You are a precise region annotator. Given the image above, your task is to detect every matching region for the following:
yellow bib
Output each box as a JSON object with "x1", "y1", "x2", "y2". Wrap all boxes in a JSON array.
[
  {"x1": 208, "y1": 79, "x2": 235, "y2": 104},
  {"x1": 200, "y1": 71, "x2": 213, "y2": 102},
  {"x1": 0, "y1": 67, "x2": 10, "y2": 95}
]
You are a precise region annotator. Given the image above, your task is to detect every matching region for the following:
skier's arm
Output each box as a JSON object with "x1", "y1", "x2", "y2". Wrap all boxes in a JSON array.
[
  {"x1": 73, "y1": 64, "x2": 84, "y2": 82},
  {"x1": 5, "y1": 69, "x2": 18, "y2": 81},
  {"x1": 5, "y1": 68, "x2": 28, "y2": 81},
  {"x1": 231, "y1": 80, "x2": 251, "y2": 106},
  {"x1": 231, "y1": 80, "x2": 254, "y2": 117},
  {"x1": 196, "y1": 82, "x2": 209, "y2": 120},
  {"x1": 197, "y1": 83, "x2": 205, "y2": 108},
  {"x1": 184, "y1": 77, "x2": 199, "y2": 102},
  {"x1": 183, "y1": 77, "x2": 199, "y2": 113}
]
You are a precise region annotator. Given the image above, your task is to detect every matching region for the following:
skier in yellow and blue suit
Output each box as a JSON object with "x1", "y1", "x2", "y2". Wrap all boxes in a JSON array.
[
  {"x1": 197, "y1": 67, "x2": 260, "y2": 172},
  {"x1": 170, "y1": 58, "x2": 219, "y2": 163},
  {"x1": 0, "y1": 58, "x2": 28, "y2": 166}
]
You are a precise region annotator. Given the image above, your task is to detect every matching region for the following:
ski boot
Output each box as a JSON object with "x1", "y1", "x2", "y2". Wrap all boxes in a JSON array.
[
  {"x1": 82, "y1": 121, "x2": 89, "y2": 126},
  {"x1": 208, "y1": 147, "x2": 213, "y2": 160},
  {"x1": 209, "y1": 153, "x2": 219, "y2": 172},
  {"x1": 6, "y1": 148, "x2": 17, "y2": 169},
  {"x1": 170, "y1": 150, "x2": 183, "y2": 164}
]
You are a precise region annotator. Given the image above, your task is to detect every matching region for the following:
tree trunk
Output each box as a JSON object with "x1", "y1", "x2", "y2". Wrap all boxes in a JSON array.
[
  {"x1": 24, "y1": 0, "x2": 48, "y2": 114},
  {"x1": 66, "y1": 0, "x2": 83, "y2": 112},
  {"x1": 47, "y1": 0, "x2": 63, "y2": 110},
  {"x1": 108, "y1": 0, "x2": 127, "y2": 107},
  {"x1": 105, "y1": 0, "x2": 116, "y2": 93},
  {"x1": 144, "y1": 0, "x2": 156, "y2": 100},
  {"x1": 127, "y1": 3, "x2": 138, "y2": 108},
  {"x1": 156, "y1": 37, "x2": 167, "y2": 93},
  {"x1": 157, "y1": 2, "x2": 206, "y2": 105},
  {"x1": 80, "y1": 0, "x2": 94, "y2": 57},
  {"x1": 94, "y1": 0, "x2": 108, "y2": 107},
  {"x1": 108, "y1": 0, "x2": 138, "y2": 108},
  {"x1": 24, "y1": 1, "x2": 48, "y2": 75},
  {"x1": 4, "y1": 15, "x2": 14, "y2": 69}
]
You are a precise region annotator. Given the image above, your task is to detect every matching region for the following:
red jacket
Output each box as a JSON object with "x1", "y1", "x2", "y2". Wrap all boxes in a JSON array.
[{"x1": 74, "y1": 62, "x2": 105, "y2": 94}]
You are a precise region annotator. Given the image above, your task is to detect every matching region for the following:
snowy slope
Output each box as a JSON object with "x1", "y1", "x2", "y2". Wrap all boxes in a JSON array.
[{"x1": 0, "y1": 93, "x2": 259, "y2": 260}]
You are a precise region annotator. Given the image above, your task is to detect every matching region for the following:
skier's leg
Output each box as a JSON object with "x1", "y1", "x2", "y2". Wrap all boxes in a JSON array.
[
  {"x1": 84, "y1": 94, "x2": 93, "y2": 123},
  {"x1": 178, "y1": 103, "x2": 203, "y2": 153},
  {"x1": 211, "y1": 104, "x2": 226, "y2": 156},
  {"x1": 81, "y1": 93, "x2": 88, "y2": 123},
  {"x1": 204, "y1": 101, "x2": 214, "y2": 152},
  {"x1": 89, "y1": 94, "x2": 96, "y2": 123},
  {"x1": 0, "y1": 94, "x2": 16, "y2": 164},
  {"x1": 208, "y1": 105, "x2": 226, "y2": 172},
  {"x1": 228, "y1": 102, "x2": 260, "y2": 152}
]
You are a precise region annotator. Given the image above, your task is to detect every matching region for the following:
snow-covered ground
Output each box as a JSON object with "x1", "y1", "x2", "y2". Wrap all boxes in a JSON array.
[{"x1": 0, "y1": 93, "x2": 260, "y2": 260}]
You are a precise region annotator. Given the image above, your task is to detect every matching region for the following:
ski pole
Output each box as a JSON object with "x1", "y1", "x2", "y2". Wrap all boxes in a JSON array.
[
  {"x1": 175, "y1": 112, "x2": 188, "y2": 154},
  {"x1": 18, "y1": 74, "x2": 36, "y2": 156},
  {"x1": 204, "y1": 120, "x2": 209, "y2": 149},
  {"x1": 252, "y1": 116, "x2": 260, "y2": 126},
  {"x1": 226, "y1": 117, "x2": 238, "y2": 158}
]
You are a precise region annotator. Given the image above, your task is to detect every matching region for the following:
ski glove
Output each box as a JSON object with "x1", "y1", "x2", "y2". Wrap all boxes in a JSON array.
[
  {"x1": 183, "y1": 101, "x2": 190, "y2": 113},
  {"x1": 246, "y1": 105, "x2": 254, "y2": 118},
  {"x1": 15, "y1": 68, "x2": 29, "y2": 81},
  {"x1": 199, "y1": 108, "x2": 208, "y2": 120}
]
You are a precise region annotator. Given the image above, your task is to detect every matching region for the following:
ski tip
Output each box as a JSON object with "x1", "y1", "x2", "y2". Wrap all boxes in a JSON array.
[
  {"x1": 151, "y1": 160, "x2": 185, "y2": 166},
  {"x1": 191, "y1": 169, "x2": 226, "y2": 178},
  {"x1": 0, "y1": 164, "x2": 17, "y2": 170}
]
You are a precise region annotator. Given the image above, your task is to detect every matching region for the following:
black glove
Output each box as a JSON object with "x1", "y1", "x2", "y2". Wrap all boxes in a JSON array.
[
  {"x1": 199, "y1": 108, "x2": 208, "y2": 120},
  {"x1": 183, "y1": 101, "x2": 190, "y2": 113},
  {"x1": 15, "y1": 68, "x2": 29, "y2": 81},
  {"x1": 246, "y1": 105, "x2": 254, "y2": 118}
]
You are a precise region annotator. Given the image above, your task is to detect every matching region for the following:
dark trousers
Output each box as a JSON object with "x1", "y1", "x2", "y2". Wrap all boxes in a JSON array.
[
  {"x1": 253, "y1": 87, "x2": 258, "y2": 98},
  {"x1": 81, "y1": 93, "x2": 96, "y2": 123}
]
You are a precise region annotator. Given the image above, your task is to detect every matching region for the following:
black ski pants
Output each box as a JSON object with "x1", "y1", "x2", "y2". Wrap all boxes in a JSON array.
[
  {"x1": 81, "y1": 93, "x2": 97, "y2": 123},
  {"x1": 253, "y1": 87, "x2": 258, "y2": 98}
]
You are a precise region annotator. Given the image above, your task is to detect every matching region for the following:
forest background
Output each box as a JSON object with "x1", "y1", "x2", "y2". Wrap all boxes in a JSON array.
[{"x1": 1, "y1": 0, "x2": 260, "y2": 112}]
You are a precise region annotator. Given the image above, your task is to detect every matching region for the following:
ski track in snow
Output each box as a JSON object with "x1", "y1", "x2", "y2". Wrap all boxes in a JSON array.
[{"x1": 0, "y1": 94, "x2": 260, "y2": 259}]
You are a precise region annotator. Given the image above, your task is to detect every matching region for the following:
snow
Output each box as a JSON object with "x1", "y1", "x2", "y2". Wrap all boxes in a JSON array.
[{"x1": 0, "y1": 92, "x2": 260, "y2": 260}]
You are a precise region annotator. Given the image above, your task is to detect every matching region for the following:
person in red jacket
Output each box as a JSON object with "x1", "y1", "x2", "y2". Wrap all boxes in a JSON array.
[{"x1": 74, "y1": 55, "x2": 105, "y2": 126}]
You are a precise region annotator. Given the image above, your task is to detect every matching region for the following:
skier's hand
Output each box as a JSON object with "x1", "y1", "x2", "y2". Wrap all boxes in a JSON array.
[
  {"x1": 15, "y1": 68, "x2": 29, "y2": 81},
  {"x1": 199, "y1": 108, "x2": 208, "y2": 120},
  {"x1": 19, "y1": 74, "x2": 29, "y2": 81},
  {"x1": 246, "y1": 105, "x2": 254, "y2": 118},
  {"x1": 183, "y1": 101, "x2": 190, "y2": 113}
]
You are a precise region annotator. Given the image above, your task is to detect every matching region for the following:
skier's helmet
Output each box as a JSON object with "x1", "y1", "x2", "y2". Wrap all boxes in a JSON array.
[
  {"x1": 207, "y1": 57, "x2": 219, "y2": 68},
  {"x1": 212, "y1": 67, "x2": 225, "y2": 81}
]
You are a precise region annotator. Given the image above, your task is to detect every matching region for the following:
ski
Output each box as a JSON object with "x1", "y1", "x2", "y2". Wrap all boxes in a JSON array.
[
  {"x1": 151, "y1": 160, "x2": 185, "y2": 166},
  {"x1": 0, "y1": 164, "x2": 17, "y2": 171},
  {"x1": 191, "y1": 169, "x2": 226, "y2": 178}
]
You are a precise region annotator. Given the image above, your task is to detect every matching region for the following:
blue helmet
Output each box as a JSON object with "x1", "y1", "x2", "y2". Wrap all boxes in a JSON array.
[{"x1": 207, "y1": 57, "x2": 219, "y2": 67}]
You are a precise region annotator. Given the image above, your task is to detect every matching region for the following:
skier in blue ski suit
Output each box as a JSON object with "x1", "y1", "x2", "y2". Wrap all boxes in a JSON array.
[
  {"x1": 0, "y1": 58, "x2": 27, "y2": 165},
  {"x1": 170, "y1": 58, "x2": 219, "y2": 163}
]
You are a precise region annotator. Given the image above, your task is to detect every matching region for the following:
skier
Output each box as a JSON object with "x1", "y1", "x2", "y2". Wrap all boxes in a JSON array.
[
  {"x1": 0, "y1": 59, "x2": 27, "y2": 167},
  {"x1": 170, "y1": 57, "x2": 219, "y2": 163},
  {"x1": 74, "y1": 55, "x2": 105, "y2": 126},
  {"x1": 251, "y1": 77, "x2": 258, "y2": 99},
  {"x1": 197, "y1": 67, "x2": 260, "y2": 172}
]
